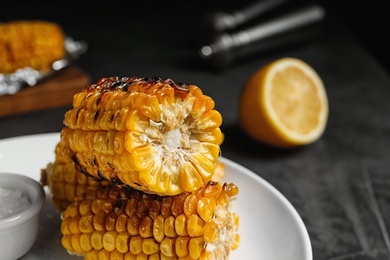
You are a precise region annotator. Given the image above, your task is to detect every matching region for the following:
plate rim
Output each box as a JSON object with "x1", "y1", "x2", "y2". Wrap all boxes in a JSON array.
[{"x1": 219, "y1": 156, "x2": 313, "y2": 259}]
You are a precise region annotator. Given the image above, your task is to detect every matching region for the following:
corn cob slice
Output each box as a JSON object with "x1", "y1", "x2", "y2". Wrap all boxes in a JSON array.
[
  {"x1": 61, "y1": 77, "x2": 224, "y2": 196},
  {"x1": 0, "y1": 20, "x2": 65, "y2": 74},
  {"x1": 60, "y1": 181, "x2": 239, "y2": 260},
  {"x1": 40, "y1": 141, "x2": 104, "y2": 211},
  {"x1": 41, "y1": 141, "x2": 226, "y2": 211}
]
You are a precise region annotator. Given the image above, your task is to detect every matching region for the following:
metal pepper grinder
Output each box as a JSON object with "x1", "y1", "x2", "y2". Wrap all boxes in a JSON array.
[{"x1": 198, "y1": 1, "x2": 326, "y2": 71}]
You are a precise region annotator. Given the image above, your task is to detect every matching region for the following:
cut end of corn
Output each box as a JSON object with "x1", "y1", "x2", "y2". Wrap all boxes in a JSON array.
[
  {"x1": 61, "y1": 76, "x2": 224, "y2": 196},
  {"x1": 60, "y1": 181, "x2": 239, "y2": 260}
]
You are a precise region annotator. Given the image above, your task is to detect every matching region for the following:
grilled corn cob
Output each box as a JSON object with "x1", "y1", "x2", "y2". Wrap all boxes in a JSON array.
[
  {"x1": 61, "y1": 77, "x2": 224, "y2": 196},
  {"x1": 41, "y1": 142, "x2": 226, "y2": 211},
  {"x1": 61, "y1": 181, "x2": 239, "y2": 260},
  {"x1": 40, "y1": 141, "x2": 104, "y2": 211},
  {"x1": 0, "y1": 20, "x2": 65, "y2": 74}
]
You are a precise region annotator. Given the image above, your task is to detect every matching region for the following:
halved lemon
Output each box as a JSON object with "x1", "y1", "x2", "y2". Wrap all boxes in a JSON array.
[{"x1": 239, "y1": 57, "x2": 329, "y2": 148}]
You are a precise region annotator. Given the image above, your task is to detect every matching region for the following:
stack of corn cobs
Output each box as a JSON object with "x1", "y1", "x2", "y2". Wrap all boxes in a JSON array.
[{"x1": 41, "y1": 77, "x2": 240, "y2": 260}]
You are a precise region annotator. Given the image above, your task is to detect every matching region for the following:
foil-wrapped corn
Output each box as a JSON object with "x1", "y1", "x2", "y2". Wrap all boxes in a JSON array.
[{"x1": 0, "y1": 20, "x2": 66, "y2": 74}]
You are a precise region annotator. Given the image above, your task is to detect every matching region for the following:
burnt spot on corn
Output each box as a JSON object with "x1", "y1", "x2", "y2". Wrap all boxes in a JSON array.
[
  {"x1": 70, "y1": 153, "x2": 79, "y2": 165},
  {"x1": 94, "y1": 110, "x2": 99, "y2": 121},
  {"x1": 110, "y1": 177, "x2": 123, "y2": 185},
  {"x1": 110, "y1": 79, "x2": 129, "y2": 90},
  {"x1": 114, "y1": 199, "x2": 125, "y2": 209},
  {"x1": 107, "y1": 161, "x2": 115, "y2": 171},
  {"x1": 98, "y1": 170, "x2": 108, "y2": 181},
  {"x1": 93, "y1": 156, "x2": 98, "y2": 167},
  {"x1": 75, "y1": 109, "x2": 80, "y2": 121},
  {"x1": 82, "y1": 76, "x2": 191, "y2": 94},
  {"x1": 78, "y1": 166, "x2": 96, "y2": 180},
  {"x1": 109, "y1": 113, "x2": 115, "y2": 122},
  {"x1": 96, "y1": 94, "x2": 102, "y2": 106}
]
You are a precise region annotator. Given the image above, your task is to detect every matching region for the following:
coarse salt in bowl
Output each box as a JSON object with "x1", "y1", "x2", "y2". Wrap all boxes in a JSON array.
[{"x1": 0, "y1": 173, "x2": 45, "y2": 260}]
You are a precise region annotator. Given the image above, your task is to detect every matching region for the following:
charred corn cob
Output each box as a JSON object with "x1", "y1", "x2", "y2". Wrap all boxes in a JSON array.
[
  {"x1": 0, "y1": 20, "x2": 65, "y2": 74},
  {"x1": 40, "y1": 141, "x2": 104, "y2": 211},
  {"x1": 61, "y1": 181, "x2": 239, "y2": 260},
  {"x1": 41, "y1": 141, "x2": 226, "y2": 211},
  {"x1": 61, "y1": 77, "x2": 224, "y2": 196}
]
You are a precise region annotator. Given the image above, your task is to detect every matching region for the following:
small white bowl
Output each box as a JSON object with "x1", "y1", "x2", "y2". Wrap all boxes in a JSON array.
[{"x1": 0, "y1": 173, "x2": 45, "y2": 260}]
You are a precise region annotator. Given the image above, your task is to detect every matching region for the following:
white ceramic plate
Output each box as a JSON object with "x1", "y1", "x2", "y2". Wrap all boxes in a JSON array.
[{"x1": 0, "y1": 133, "x2": 312, "y2": 260}]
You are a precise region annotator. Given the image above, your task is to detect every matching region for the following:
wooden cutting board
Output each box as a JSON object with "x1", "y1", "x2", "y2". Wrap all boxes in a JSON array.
[{"x1": 0, "y1": 66, "x2": 90, "y2": 117}]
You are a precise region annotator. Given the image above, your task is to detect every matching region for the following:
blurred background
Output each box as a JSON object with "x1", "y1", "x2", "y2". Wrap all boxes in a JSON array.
[
  {"x1": 2, "y1": 0, "x2": 389, "y2": 76},
  {"x1": 2, "y1": 1, "x2": 390, "y2": 259},
  {"x1": 1, "y1": 0, "x2": 389, "y2": 131}
]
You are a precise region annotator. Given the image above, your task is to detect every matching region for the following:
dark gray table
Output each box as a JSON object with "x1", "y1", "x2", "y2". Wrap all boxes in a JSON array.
[{"x1": 1, "y1": 1, "x2": 390, "y2": 259}]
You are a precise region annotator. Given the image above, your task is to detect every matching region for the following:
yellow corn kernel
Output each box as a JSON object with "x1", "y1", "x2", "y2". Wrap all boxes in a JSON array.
[
  {"x1": 189, "y1": 237, "x2": 204, "y2": 259},
  {"x1": 80, "y1": 200, "x2": 93, "y2": 215},
  {"x1": 187, "y1": 214, "x2": 204, "y2": 237},
  {"x1": 80, "y1": 214, "x2": 95, "y2": 233},
  {"x1": 61, "y1": 235, "x2": 74, "y2": 252},
  {"x1": 163, "y1": 216, "x2": 177, "y2": 237},
  {"x1": 153, "y1": 215, "x2": 165, "y2": 243},
  {"x1": 161, "y1": 254, "x2": 178, "y2": 260},
  {"x1": 106, "y1": 212, "x2": 117, "y2": 231},
  {"x1": 139, "y1": 216, "x2": 153, "y2": 238},
  {"x1": 180, "y1": 162, "x2": 203, "y2": 192},
  {"x1": 69, "y1": 215, "x2": 82, "y2": 234},
  {"x1": 116, "y1": 214, "x2": 128, "y2": 233},
  {"x1": 135, "y1": 252, "x2": 148, "y2": 260},
  {"x1": 204, "y1": 222, "x2": 218, "y2": 243},
  {"x1": 80, "y1": 233, "x2": 93, "y2": 252},
  {"x1": 183, "y1": 194, "x2": 198, "y2": 217},
  {"x1": 129, "y1": 236, "x2": 143, "y2": 255},
  {"x1": 124, "y1": 251, "x2": 136, "y2": 260},
  {"x1": 127, "y1": 215, "x2": 140, "y2": 236},
  {"x1": 91, "y1": 231, "x2": 105, "y2": 250},
  {"x1": 85, "y1": 250, "x2": 99, "y2": 260},
  {"x1": 116, "y1": 232, "x2": 130, "y2": 253},
  {"x1": 232, "y1": 233, "x2": 241, "y2": 251},
  {"x1": 60, "y1": 77, "x2": 224, "y2": 196},
  {"x1": 197, "y1": 197, "x2": 213, "y2": 222},
  {"x1": 142, "y1": 238, "x2": 159, "y2": 255},
  {"x1": 110, "y1": 249, "x2": 124, "y2": 260},
  {"x1": 148, "y1": 253, "x2": 160, "y2": 260},
  {"x1": 98, "y1": 249, "x2": 110, "y2": 259},
  {"x1": 175, "y1": 214, "x2": 188, "y2": 237},
  {"x1": 175, "y1": 236, "x2": 191, "y2": 258},
  {"x1": 71, "y1": 234, "x2": 84, "y2": 253},
  {"x1": 160, "y1": 237, "x2": 175, "y2": 257},
  {"x1": 102, "y1": 231, "x2": 117, "y2": 252}
]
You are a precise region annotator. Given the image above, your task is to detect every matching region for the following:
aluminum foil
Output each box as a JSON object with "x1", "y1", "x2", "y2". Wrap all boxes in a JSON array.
[{"x1": 0, "y1": 37, "x2": 87, "y2": 96}]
